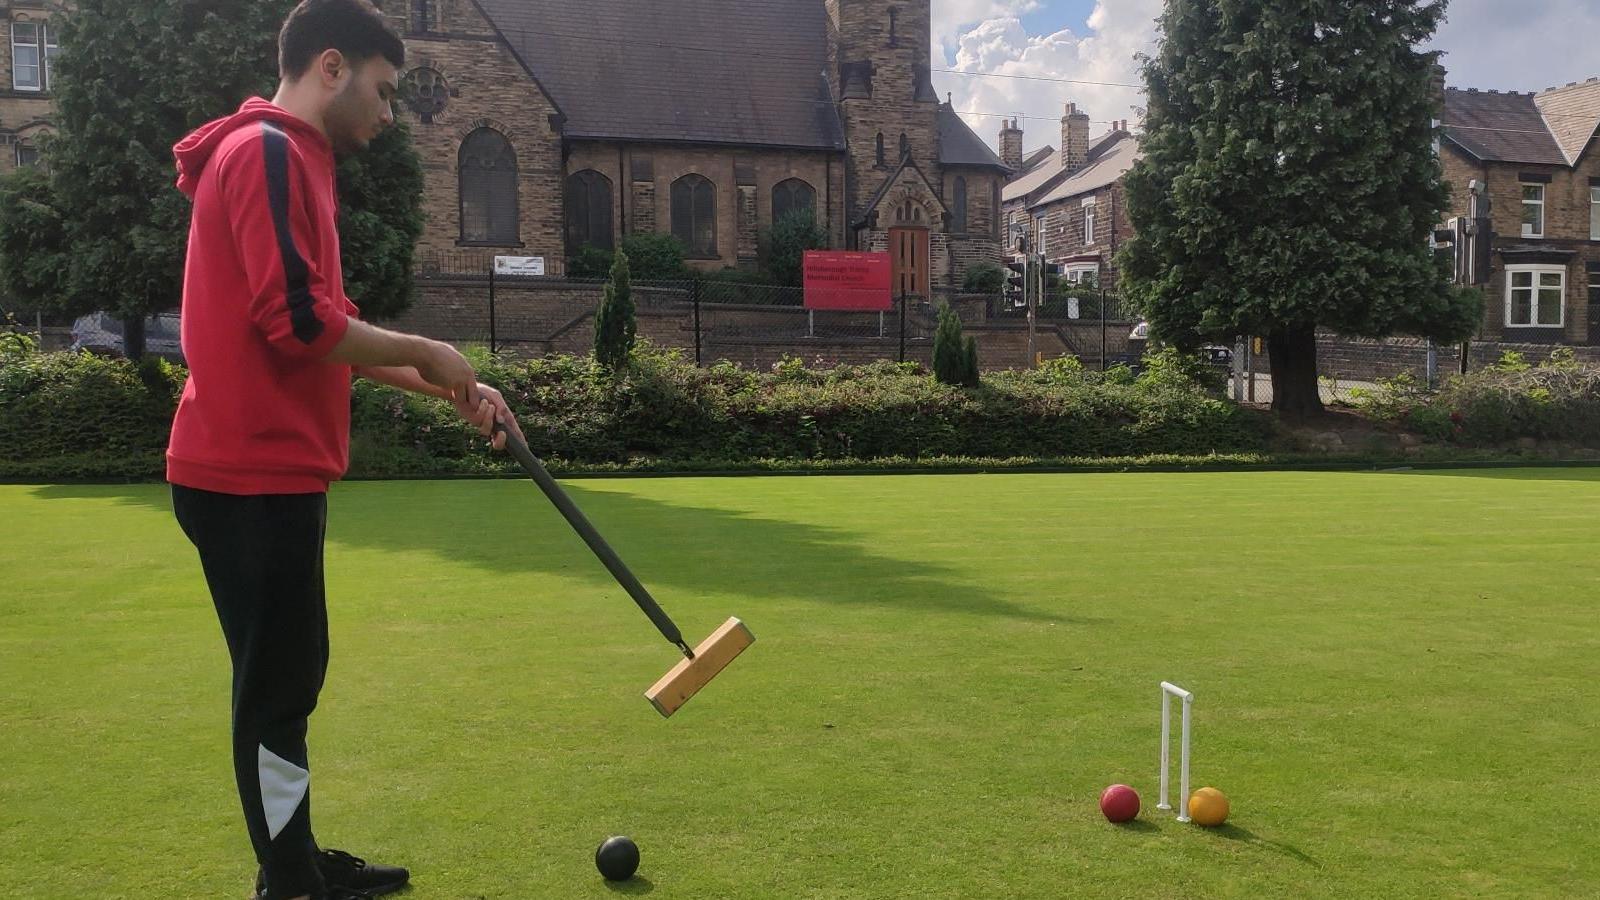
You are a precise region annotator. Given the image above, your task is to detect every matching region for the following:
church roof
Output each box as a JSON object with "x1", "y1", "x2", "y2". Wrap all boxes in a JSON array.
[
  {"x1": 938, "y1": 104, "x2": 1011, "y2": 171},
  {"x1": 478, "y1": 0, "x2": 846, "y2": 149}
]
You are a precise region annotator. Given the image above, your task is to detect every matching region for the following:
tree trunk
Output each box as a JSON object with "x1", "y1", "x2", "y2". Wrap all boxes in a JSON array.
[
  {"x1": 123, "y1": 314, "x2": 147, "y2": 362},
  {"x1": 1268, "y1": 325, "x2": 1323, "y2": 418}
]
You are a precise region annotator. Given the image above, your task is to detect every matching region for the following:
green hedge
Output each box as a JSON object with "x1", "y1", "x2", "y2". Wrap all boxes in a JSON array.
[
  {"x1": 0, "y1": 349, "x2": 181, "y2": 478},
  {"x1": 1350, "y1": 349, "x2": 1600, "y2": 446},
  {"x1": 1, "y1": 345, "x2": 1276, "y2": 480}
]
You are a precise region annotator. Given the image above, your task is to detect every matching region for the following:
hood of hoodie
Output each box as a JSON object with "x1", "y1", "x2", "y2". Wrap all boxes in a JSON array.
[{"x1": 173, "y1": 98, "x2": 331, "y2": 198}]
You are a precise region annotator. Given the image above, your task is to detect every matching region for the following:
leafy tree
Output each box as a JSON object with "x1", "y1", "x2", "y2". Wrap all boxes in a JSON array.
[
  {"x1": 1117, "y1": 0, "x2": 1480, "y2": 416},
  {"x1": 0, "y1": 0, "x2": 423, "y2": 357},
  {"x1": 567, "y1": 245, "x2": 616, "y2": 280},
  {"x1": 0, "y1": 167, "x2": 68, "y2": 306},
  {"x1": 336, "y1": 121, "x2": 426, "y2": 321},
  {"x1": 618, "y1": 233, "x2": 687, "y2": 281},
  {"x1": 759, "y1": 209, "x2": 828, "y2": 288},
  {"x1": 962, "y1": 262, "x2": 1006, "y2": 294}
]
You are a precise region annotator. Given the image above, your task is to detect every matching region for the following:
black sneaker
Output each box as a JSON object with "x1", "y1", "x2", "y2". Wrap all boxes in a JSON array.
[
  {"x1": 316, "y1": 849, "x2": 409, "y2": 896},
  {"x1": 253, "y1": 848, "x2": 409, "y2": 898}
]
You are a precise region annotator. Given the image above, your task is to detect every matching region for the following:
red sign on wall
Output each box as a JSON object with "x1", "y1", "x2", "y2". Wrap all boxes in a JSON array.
[{"x1": 803, "y1": 251, "x2": 892, "y2": 311}]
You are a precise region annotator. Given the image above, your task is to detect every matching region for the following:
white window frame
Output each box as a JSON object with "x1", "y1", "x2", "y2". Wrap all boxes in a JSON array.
[
  {"x1": 1036, "y1": 215, "x2": 1046, "y2": 256},
  {"x1": 43, "y1": 25, "x2": 56, "y2": 90},
  {"x1": 12, "y1": 21, "x2": 41, "y2": 92},
  {"x1": 1504, "y1": 264, "x2": 1565, "y2": 328},
  {"x1": 1083, "y1": 196, "x2": 1097, "y2": 246},
  {"x1": 1590, "y1": 186, "x2": 1599, "y2": 241},
  {"x1": 1065, "y1": 263, "x2": 1098, "y2": 284},
  {"x1": 1521, "y1": 183, "x2": 1545, "y2": 238},
  {"x1": 14, "y1": 142, "x2": 37, "y2": 167}
]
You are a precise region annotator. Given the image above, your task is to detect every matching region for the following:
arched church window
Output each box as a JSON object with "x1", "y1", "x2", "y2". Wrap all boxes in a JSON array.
[
  {"x1": 459, "y1": 128, "x2": 519, "y2": 244},
  {"x1": 671, "y1": 174, "x2": 717, "y2": 258},
  {"x1": 565, "y1": 170, "x2": 614, "y2": 253},
  {"x1": 772, "y1": 178, "x2": 816, "y2": 225}
]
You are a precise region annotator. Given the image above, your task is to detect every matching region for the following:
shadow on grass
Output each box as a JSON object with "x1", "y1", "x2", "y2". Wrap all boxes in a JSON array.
[
  {"x1": 603, "y1": 875, "x2": 655, "y2": 894},
  {"x1": 1206, "y1": 822, "x2": 1319, "y2": 867},
  {"x1": 25, "y1": 480, "x2": 1077, "y2": 624}
]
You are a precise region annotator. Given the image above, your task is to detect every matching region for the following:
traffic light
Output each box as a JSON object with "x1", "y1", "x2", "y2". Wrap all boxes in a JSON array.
[
  {"x1": 1434, "y1": 216, "x2": 1493, "y2": 286},
  {"x1": 1006, "y1": 260, "x2": 1027, "y2": 307},
  {"x1": 1432, "y1": 219, "x2": 1458, "y2": 279}
]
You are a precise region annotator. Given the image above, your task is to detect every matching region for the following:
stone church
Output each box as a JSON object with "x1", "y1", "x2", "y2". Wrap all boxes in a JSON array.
[{"x1": 379, "y1": 0, "x2": 1010, "y2": 291}]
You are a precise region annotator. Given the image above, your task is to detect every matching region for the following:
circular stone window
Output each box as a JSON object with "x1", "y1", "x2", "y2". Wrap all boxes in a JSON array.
[{"x1": 404, "y1": 68, "x2": 449, "y2": 122}]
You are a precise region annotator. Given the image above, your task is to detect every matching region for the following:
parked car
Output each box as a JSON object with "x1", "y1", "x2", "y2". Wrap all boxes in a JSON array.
[{"x1": 70, "y1": 311, "x2": 183, "y2": 361}]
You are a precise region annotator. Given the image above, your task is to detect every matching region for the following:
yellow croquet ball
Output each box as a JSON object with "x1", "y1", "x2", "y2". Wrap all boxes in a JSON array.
[{"x1": 1187, "y1": 787, "x2": 1230, "y2": 826}]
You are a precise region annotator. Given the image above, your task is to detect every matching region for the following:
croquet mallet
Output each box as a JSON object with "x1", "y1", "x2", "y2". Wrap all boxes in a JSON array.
[{"x1": 492, "y1": 421, "x2": 753, "y2": 717}]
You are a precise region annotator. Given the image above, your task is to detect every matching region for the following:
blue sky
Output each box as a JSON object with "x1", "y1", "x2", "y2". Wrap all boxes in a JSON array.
[
  {"x1": 933, "y1": 0, "x2": 1600, "y2": 154},
  {"x1": 1017, "y1": 1, "x2": 1096, "y2": 35}
]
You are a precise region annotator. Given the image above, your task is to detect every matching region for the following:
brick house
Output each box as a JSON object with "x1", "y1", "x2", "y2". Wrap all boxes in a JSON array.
[
  {"x1": 998, "y1": 103, "x2": 1137, "y2": 288},
  {"x1": 1439, "y1": 78, "x2": 1600, "y2": 345},
  {"x1": 381, "y1": 0, "x2": 1010, "y2": 289},
  {"x1": 0, "y1": 0, "x2": 64, "y2": 175}
]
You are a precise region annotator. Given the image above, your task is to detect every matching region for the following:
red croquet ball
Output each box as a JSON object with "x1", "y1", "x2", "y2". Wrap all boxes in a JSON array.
[{"x1": 1099, "y1": 784, "x2": 1140, "y2": 823}]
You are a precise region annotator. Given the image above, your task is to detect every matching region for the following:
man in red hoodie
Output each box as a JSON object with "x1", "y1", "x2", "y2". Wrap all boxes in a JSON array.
[{"x1": 167, "y1": 3, "x2": 521, "y2": 898}]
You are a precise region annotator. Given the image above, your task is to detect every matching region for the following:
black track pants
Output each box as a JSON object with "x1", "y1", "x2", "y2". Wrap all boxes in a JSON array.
[{"x1": 172, "y1": 484, "x2": 330, "y2": 900}]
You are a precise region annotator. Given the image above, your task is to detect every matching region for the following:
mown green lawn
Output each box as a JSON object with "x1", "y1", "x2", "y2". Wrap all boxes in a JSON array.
[{"x1": 3, "y1": 468, "x2": 1597, "y2": 898}]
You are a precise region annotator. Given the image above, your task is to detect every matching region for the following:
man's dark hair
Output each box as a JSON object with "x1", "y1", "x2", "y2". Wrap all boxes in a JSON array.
[{"x1": 279, "y1": 0, "x2": 405, "y2": 80}]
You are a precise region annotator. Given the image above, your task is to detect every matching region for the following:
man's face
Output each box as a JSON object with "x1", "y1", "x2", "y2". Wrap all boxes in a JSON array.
[{"x1": 325, "y1": 55, "x2": 398, "y2": 155}]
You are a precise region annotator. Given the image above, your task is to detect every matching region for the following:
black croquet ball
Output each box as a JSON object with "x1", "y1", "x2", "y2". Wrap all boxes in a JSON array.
[{"x1": 594, "y1": 835, "x2": 640, "y2": 881}]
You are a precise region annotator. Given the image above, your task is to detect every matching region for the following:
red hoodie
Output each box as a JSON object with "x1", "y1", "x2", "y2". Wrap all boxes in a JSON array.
[{"x1": 166, "y1": 98, "x2": 357, "y2": 495}]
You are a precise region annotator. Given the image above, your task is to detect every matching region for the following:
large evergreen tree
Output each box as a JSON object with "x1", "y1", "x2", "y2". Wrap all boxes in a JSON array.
[
  {"x1": 1117, "y1": 0, "x2": 1481, "y2": 415},
  {"x1": 0, "y1": 0, "x2": 423, "y2": 358}
]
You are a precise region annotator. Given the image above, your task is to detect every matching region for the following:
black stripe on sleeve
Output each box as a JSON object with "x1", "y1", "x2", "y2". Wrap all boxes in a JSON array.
[{"x1": 261, "y1": 122, "x2": 325, "y2": 346}]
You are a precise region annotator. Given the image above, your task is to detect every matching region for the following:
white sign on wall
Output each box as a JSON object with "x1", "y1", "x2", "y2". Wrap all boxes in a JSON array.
[{"x1": 494, "y1": 255, "x2": 545, "y2": 276}]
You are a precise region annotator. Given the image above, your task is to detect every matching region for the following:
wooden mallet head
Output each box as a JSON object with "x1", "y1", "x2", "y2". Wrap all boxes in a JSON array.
[{"x1": 645, "y1": 617, "x2": 755, "y2": 717}]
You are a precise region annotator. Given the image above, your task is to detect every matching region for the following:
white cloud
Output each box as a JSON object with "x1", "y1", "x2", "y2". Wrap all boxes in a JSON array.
[
  {"x1": 932, "y1": 0, "x2": 1160, "y2": 155},
  {"x1": 932, "y1": 1, "x2": 1042, "y2": 49},
  {"x1": 931, "y1": 0, "x2": 1600, "y2": 159},
  {"x1": 1429, "y1": 0, "x2": 1600, "y2": 92}
]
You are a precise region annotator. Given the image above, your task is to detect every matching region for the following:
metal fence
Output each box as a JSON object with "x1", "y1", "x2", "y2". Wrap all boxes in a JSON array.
[
  {"x1": 0, "y1": 301, "x2": 71, "y2": 351},
  {"x1": 404, "y1": 250, "x2": 1156, "y2": 372},
  {"x1": 1218, "y1": 335, "x2": 1474, "y2": 408},
  {"x1": 985, "y1": 286, "x2": 1147, "y2": 369},
  {"x1": 410, "y1": 250, "x2": 952, "y2": 368}
]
